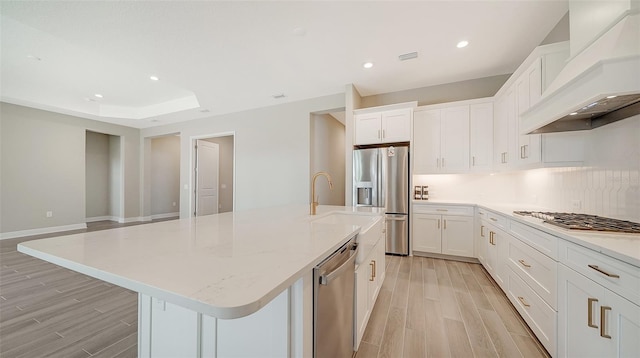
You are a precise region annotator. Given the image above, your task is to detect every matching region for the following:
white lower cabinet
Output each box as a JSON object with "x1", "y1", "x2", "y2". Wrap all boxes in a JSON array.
[
  {"x1": 354, "y1": 237, "x2": 386, "y2": 350},
  {"x1": 482, "y1": 222, "x2": 510, "y2": 290},
  {"x1": 412, "y1": 205, "x2": 474, "y2": 257},
  {"x1": 558, "y1": 240, "x2": 640, "y2": 358}
]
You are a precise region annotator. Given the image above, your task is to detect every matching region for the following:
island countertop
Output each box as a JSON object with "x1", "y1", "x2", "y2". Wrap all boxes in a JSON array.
[{"x1": 18, "y1": 205, "x2": 385, "y2": 319}]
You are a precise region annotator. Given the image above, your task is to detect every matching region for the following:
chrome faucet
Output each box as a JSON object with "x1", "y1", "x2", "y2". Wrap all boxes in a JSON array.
[{"x1": 310, "y1": 171, "x2": 333, "y2": 215}]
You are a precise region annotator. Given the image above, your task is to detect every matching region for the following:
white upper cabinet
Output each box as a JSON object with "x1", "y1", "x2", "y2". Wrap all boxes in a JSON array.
[
  {"x1": 354, "y1": 106, "x2": 412, "y2": 145},
  {"x1": 469, "y1": 102, "x2": 494, "y2": 172},
  {"x1": 515, "y1": 58, "x2": 542, "y2": 165},
  {"x1": 413, "y1": 104, "x2": 469, "y2": 174}
]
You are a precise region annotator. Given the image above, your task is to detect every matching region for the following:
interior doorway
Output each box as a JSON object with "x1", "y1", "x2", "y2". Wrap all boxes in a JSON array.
[
  {"x1": 310, "y1": 109, "x2": 346, "y2": 205},
  {"x1": 85, "y1": 130, "x2": 123, "y2": 222},
  {"x1": 191, "y1": 133, "x2": 235, "y2": 217}
]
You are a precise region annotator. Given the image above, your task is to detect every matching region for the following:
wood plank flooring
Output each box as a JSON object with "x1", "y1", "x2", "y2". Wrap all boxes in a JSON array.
[
  {"x1": 356, "y1": 255, "x2": 550, "y2": 358},
  {"x1": 2, "y1": 219, "x2": 548, "y2": 357}
]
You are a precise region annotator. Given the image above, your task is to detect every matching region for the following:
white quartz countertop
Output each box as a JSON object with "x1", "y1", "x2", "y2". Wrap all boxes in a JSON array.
[
  {"x1": 413, "y1": 200, "x2": 640, "y2": 267},
  {"x1": 18, "y1": 205, "x2": 385, "y2": 319}
]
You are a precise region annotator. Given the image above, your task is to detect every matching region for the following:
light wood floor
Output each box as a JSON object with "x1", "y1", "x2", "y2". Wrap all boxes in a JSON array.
[
  {"x1": 2, "y1": 220, "x2": 547, "y2": 358},
  {"x1": 355, "y1": 255, "x2": 550, "y2": 358}
]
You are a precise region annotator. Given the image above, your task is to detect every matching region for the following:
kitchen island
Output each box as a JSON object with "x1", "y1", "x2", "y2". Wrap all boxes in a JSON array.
[{"x1": 18, "y1": 205, "x2": 385, "y2": 358}]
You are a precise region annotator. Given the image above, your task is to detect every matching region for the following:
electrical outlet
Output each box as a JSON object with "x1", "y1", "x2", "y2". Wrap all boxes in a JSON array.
[
  {"x1": 46, "y1": 211, "x2": 53, "y2": 218},
  {"x1": 572, "y1": 200, "x2": 582, "y2": 211}
]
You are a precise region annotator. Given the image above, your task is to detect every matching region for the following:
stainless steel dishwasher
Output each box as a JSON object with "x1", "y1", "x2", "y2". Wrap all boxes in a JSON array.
[{"x1": 314, "y1": 237, "x2": 358, "y2": 358}]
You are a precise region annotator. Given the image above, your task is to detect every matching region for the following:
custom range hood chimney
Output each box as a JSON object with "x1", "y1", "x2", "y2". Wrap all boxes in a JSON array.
[{"x1": 521, "y1": 4, "x2": 640, "y2": 134}]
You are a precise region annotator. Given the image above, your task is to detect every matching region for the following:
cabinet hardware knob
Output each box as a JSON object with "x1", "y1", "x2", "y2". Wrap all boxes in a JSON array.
[
  {"x1": 600, "y1": 306, "x2": 612, "y2": 339},
  {"x1": 517, "y1": 296, "x2": 531, "y2": 308},
  {"x1": 518, "y1": 259, "x2": 531, "y2": 268},
  {"x1": 588, "y1": 265, "x2": 620, "y2": 278},
  {"x1": 588, "y1": 298, "x2": 598, "y2": 328}
]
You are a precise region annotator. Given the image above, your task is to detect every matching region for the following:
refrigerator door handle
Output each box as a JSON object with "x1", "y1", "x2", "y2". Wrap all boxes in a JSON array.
[{"x1": 386, "y1": 215, "x2": 407, "y2": 221}]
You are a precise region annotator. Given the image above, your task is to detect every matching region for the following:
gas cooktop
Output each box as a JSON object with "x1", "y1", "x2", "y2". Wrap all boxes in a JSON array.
[{"x1": 513, "y1": 211, "x2": 640, "y2": 234}]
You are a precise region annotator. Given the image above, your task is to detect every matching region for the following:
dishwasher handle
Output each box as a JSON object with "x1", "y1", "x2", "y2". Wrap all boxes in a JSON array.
[{"x1": 319, "y1": 249, "x2": 357, "y2": 286}]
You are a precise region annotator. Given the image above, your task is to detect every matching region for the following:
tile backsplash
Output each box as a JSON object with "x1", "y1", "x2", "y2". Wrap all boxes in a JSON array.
[{"x1": 414, "y1": 115, "x2": 640, "y2": 222}]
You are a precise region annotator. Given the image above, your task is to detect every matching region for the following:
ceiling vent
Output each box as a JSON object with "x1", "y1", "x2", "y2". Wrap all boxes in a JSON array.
[{"x1": 398, "y1": 52, "x2": 418, "y2": 61}]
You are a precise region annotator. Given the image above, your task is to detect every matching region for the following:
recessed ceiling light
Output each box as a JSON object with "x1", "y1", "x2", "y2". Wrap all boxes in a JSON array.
[
  {"x1": 569, "y1": 112, "x2": 578, "y2": 116},
  {"x1": 456, "y1": 40, "x2": 469, "y2": 48},
  {"x1": 150, "y1": 75, "x2": 159, "y2": 81},
  {"x1": 363, "y1": 62, "x2": 374, "y2": 69},
  {"x1": 26, "y1": 55, "x2": 42, "y2": 61},
  {"x1": 94, "y1": 94, "x2": 103, "y2": 98},
  {"x1": 606, "y1": 95, "x2": 617, "y2": 99}
]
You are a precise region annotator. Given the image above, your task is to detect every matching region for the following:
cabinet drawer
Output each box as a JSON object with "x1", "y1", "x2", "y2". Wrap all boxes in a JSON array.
[
  {"x1": 507, "y1": 269, "x2": 557, "y2": 356},
  {"x1": 510, "y1": 220, "x2": 558, "y2": 260},
  {"x1": 559, "y1": 240, "x2": 640, "y2": 304},
  {"x1": 413, "y1": 204, "x2": 473, "y2": 216},
  {"x1": 485, "y1": 210, "x2": 509, "y2": 230},
  {"x1": 507, "y1": 235, "x2": 557, "y2": 309}
]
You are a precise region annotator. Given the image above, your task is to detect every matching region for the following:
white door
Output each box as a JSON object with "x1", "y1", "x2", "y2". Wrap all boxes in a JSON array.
[{"x1": 195, "y1": 140, "x2": 219, "y2": 216}]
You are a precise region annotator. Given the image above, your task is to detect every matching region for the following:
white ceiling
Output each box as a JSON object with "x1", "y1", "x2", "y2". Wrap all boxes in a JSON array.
[{"x1": 0, "y1": 1, "x2": 568, "y2": 129}]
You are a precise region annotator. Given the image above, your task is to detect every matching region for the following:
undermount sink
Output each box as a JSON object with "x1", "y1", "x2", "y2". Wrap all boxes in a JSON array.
[
  {"x1": 311, "y1": 212, "x2": 380, "y2": 232},
  {"x1": 311, "y1": 212, "x2": 384, "y2": 264}
]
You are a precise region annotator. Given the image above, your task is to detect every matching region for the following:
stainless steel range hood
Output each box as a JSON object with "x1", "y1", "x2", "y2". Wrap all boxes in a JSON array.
[{"x1": 521, "y1": 10, "x2": 640, "y2": 134}]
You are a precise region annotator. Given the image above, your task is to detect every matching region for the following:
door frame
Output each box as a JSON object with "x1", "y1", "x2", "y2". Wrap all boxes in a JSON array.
[{"x1": 189, "y1": 132, "x2": 236, "y2": 218}]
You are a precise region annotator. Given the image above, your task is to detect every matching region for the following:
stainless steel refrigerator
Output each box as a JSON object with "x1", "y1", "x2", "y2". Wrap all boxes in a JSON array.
[{"x1": 353, "y1": 145, "x2": 409, "y2": 255}]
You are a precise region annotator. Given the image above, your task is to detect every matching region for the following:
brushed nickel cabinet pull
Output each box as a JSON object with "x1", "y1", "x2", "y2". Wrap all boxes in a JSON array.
[
  {"x1": 378, "y1": 129, "x2": 381, "y2": 139},
  {"x1": 442, "y1": 158, "x2": 445, "y2": 167},
  {"x1": 588, "y1": 265, "x2": 620, "y2": 278},
  {"x1": 490, "y1": 217, "x2": 498, "y2": 222},
  {"x1": 382, "y1": 129, "x2": 385, "y2": 139},
  {"x1": 472, "y1": 156, "x2": 476, "y2": 166},
  {"x1": 524, "y1": 145, "x2": 529, "y2": 158},
  {"x1": 600, "y1": 306, "x2": 612, "y2": 339},
  {"x1": 588, "y1": 298, "x2": 598, "y2": 328},
  {"x1": 372, "y1": 260, "x2": 376, "y2": 278},
  {"x1": 436, "y1": 209, "x2": 448, "y2": 212},
  {"x1": 520, "y1": 145, "x2": 525, "y2": 159},
  {"x1": 437, "y1": 219, "x2": 440, "y2": 229},
  {"x1": 517, "y1": 296, "x2": 531, "y2": 307},
  {"x1": 369, "y1": 261, "x2": 375, "y2": 281},
  {"x1": 443, "y1": 220, "x2": 447, "y2": 230},
  {"x1": 504, "y1": 152, "x2": 508, "y2": 163},
  {"x1": 480, "y1": 225, "x2": 485, "y2": 237},
  {"x1": 518, "y1": 259, "x2": 531, "y2": 268}
]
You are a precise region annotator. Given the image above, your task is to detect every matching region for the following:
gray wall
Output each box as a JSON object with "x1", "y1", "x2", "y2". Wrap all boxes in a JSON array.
[
  {"x1": 140, "y1": 93, "x2": 345, "y2": 217},
  {"x1": 85, "y1": 131, "x2": 110, "y2": 218},
  {"x1": 204, "y1": 136, "x2": 234, "y2": 213},
  {"x1": 0, "y1": 102, "x2": 140, "y2": 234},
  {"x1": 360, "y1": 74, "x2": 509, "y2": 109},
  {"x1": 151, "y1": 136, "x2": 180, "y2": 216},
  {"x1": 311, "y1": 114, "x2": 345, "y2": 206}
]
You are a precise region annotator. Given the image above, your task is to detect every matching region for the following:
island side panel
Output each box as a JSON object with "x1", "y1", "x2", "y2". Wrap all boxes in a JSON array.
[{"x1": 138, "y1": 274, "x2": 313, "y2": 358}]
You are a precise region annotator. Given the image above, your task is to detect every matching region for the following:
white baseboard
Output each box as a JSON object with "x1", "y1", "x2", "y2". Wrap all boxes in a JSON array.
[
  {"x1": 85, "y1": 216, "x2": 118, "y2": 223},
  {"x1": 0, "y1": 223, "x2": 88, "y2": 240},
  {"x1": 150, "y1": 212, "x2": 179, "y2": 220}
]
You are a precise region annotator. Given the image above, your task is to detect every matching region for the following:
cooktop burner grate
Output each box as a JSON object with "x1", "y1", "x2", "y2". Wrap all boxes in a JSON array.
[{"x1": 513, "y1": 211, "x2": 640, "y2": 234}]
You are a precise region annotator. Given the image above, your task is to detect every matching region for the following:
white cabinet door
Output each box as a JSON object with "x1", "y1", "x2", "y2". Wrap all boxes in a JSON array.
[
  {"x1": 412, "y1": 213, "x2": 442, "y2": 254},
  {"x1": 493, "y1": 94, "x2": 509, "y2": 169},
  {"x1": 515, "y1": 58, "x2": 542, "y2": 166},
  {"x1": 486, "y1": 225, "x2": 508, "y2": 289},
  {"x1": 558, "y1": 265, "x2": 612, "y2": 358},
  {"x1": 413, "y1": 110, "x2": 441, "y2": 174},
  {"x1": 441, "y1": 105, "x2": 470, "y2": 172},
  {"x1": 475, "y1": 215, "x2": 487, "y2": 264},
  {"x1": 441, "y1": 215, "x2": 474, "y2": 257},
  {"x1": 354, "y1": 260, "x2": 370, "y2": 349},
  {"x1": 469, "y1": 102, "x2": 494, "y2": 172},
  {"x1": 354, "y1": 113, "x2": 382, "y2": 145},
  {"x1": 559, "y1": 265, "x2": 640, "y2": 358},
  {"x1": 381, "y1": 108, "x2": 411, "y2": 143}
]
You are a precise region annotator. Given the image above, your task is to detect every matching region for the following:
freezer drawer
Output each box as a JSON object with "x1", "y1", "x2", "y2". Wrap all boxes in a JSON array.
[{"x1": 385, "y1": 214, "x2": 408, "y2": 255}]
